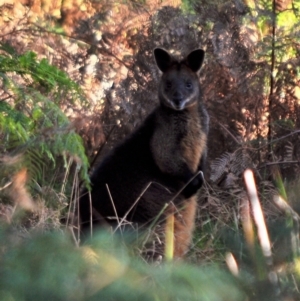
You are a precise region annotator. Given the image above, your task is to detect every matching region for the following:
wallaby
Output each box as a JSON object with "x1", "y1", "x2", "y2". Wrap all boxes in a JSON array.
[{"x1": 79, "y1": 48, "x2": 209, "y2": 258}]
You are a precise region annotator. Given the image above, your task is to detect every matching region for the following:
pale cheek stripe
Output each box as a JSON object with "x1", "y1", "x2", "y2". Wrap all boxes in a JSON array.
[{"x1": 162, "y1": 91, "x2": 197, "y2": 110}]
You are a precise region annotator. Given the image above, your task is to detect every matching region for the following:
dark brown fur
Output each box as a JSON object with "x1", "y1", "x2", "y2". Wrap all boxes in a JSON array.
[{"x1": 79, "y1": 48, "x2": 209, "y2": 258}]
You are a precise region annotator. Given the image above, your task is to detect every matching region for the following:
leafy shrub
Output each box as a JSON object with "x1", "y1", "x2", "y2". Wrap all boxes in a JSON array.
[{"x1": 0, "y1": 43, "x2": 89, "y2": 214}]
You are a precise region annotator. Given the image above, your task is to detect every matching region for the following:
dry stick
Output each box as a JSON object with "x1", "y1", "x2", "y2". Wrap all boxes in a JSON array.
[
  {"x1": 66, "y1": 166, "x2": 79, "y2": 227},
  {"x1": 241, "y1": 129, "x2": 300, "y2": 153},
  {"x1": 89, "y1": 192, "x2": 93, "y2": 238},
  {"x1": 217, "y1": 122, "x2": 242, "y2": 145},
  {"x1": 244, "y1": 169, "x2": 280, "y2": 293},
  {"x1": 267, "y1": 129, "x2": 300, "y2": 145},
  {"x1": 70, "y1": 226, "x2": 80, "y2": 248},
  {"x1": 70, "y1": 168, "x2": 81, "y2": 243},
  {"x1": 67, "y1": 174, "x2": 76, "y2": 227},
  {"x1": 240, "y1": 197, "x2": 255, "y2": 257},
  {"x1": 106, "y1": 184, "x2": 120, "y2": 225},
  {"x1": 267, "y1": 0, "x2": 277, "y2": 155},
  {"x1": 258, "y1": 160, "x2": 300, "y2": 169},
  {"x1": 225, "y1": 252, "x2": 239, "y2": 277},
  {"x1": 244, "y1": 169, "x2": 272, "y2": 263},
  {"x1": 0, "y1": 181, "x2": 12, "y2": 191},
  {"x1": 165, "y1": 207, "x2": 174, "y2": 261},
  {"x1": 273, "y1": 195, "x2": 300, "y2": 258},
  {"x1": 89, "y1": 126, "x2": 116, "y2": 175},
  {"x1": 113, "y1": 182, "x2": 153, "y2": 233},
  {"x1": 273, "y1": 195, "x2": 300, "y2": 220},
  {"x1": 60, "y1": 157, "x2": 73, "y2": 197},
  {"x1": 75, "y1": 170, "x2": 80, "y2": 243}
]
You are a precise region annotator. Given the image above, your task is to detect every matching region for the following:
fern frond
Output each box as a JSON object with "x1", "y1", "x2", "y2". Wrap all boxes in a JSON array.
[
  {"x1": 0, "y1": 45, "x2": 90, "y2": 199},
  {"x1": 231, "y1": 149, "x2": 253, "y2": 176},
  {"x1": 210, "y1": 152, "x2": 231, "y2": 183},
  {"x1": 284, "y1": 141, "x2": 293, "y2": 162},
  {"x1": 210, "y1": 149, "x2": 254, "y2": 188}
]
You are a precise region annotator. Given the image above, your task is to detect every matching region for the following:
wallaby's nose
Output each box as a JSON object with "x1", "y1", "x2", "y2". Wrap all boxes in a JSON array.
[
  {"x1": 172, "y1": 92, "x2": 184, "y2": 110},
  {"x1": 173, "y1": 91, "x2": 183, "y2": 104},
  {"x1": 173, "y1": 98, "x2": 182, "y2": 107}
]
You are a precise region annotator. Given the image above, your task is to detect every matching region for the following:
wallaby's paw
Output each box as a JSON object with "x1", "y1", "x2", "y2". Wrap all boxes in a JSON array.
[{"x1": 182, "y1": 172, "x2": 203, "y2": 198}]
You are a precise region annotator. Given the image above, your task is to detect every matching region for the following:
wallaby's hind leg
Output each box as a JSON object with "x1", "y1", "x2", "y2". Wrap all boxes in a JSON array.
[{"x1": 172, "y1": 196, "x2": 197, "y2": 258}]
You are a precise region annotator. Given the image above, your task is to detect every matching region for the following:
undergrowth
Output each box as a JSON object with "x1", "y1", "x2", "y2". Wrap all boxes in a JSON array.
[
  {"x1": 0, "y1": 43, "x2": 89, "y2": 225},
  {"x1": 1, "y1": 172, "x2": 300, "y2": 301},
  {"x1": 0, "y1": 226, "x2": 245, "y2": 301}
]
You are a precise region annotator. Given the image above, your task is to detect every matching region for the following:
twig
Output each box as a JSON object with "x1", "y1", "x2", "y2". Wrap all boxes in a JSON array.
[
  {"x1": 216, "y1": 121, "x2": 242, "y2": 145},
  {"x1": 258, "y1": 160, "x2": 300, "y2": 169},
  {"x1": 69, "y1": 226, "x2": 80, "y2": 248},
  {"x1": 267, "y1": 0, "x2": 277, "y2": 154},
  {"x1": 66, "y1": 166, "x2": 79, "y2": 227},
  {"x1": 0, "y1": 181, "x2": 12, "y2": 191},
  {"x1": 0, "y1": 95, "x2": 12, "y2": 102},
  {"x1": 273, "y1": 195, "x2": 300, "y2": 258},
  {"x1": 240, "y1": 129, "x2": 300, "y2": 152},
  {"x1": 106, "y1": 184, "x2": 120, "y2": 225},
  {"x1": 244, "y1": 169, "x2": 272, "y2": 263},
  {"x1": 225, "y1": 252, "x2": 239, "y2": 276},
  {"x1": 88, "y1": 192, "x2": 93, "y2": 238},
  {"x1": 89, "y1": 125, "x2": 116, "y2": 174},
  {"x1": 114, "y1": 182, "x2": 153, "y2": 233}
]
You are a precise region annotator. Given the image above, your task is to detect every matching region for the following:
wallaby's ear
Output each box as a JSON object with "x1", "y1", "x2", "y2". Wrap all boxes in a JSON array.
[
  {"x1": 185, "y1": 49, "x2": 205, "y2": 72},
  {"x1": 154, "y1": 48, "x2": 173, "y2": 72}
]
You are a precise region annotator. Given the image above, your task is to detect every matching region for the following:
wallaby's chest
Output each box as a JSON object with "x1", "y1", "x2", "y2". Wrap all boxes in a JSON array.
[
  {"x1": 179, "y1": 108, "x2": 205, "y2": 172},
  {"x1": 155, "y1": 107, "x2": 206, "y2": 172}
]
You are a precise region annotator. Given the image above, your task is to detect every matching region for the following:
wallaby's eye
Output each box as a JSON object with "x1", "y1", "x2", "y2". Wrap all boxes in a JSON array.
[
  {"x1": 186, "y1": 82, "x2": 193, "y2": 89},
  {"x1": 166, "y1": 81, "x2": 172, "y2": 89}
]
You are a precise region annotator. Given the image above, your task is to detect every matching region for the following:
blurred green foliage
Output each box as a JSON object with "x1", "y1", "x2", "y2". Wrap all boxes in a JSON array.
[{"x1": 0, "y1": 227, "x2": 245, "y2": 301}]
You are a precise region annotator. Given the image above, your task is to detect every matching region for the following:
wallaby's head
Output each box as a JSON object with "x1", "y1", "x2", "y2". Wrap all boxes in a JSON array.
[{"x1": 154, "y1": 48, "x2": 205, "y2": 111}]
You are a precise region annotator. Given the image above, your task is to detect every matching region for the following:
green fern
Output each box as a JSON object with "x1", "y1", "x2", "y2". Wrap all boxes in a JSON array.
[
  {"x1": 0, "y1": 43, "x2": 83, "y2": 98},
  {"x1": 0, "y1": 43, "x2": 90, "y2": 203}
]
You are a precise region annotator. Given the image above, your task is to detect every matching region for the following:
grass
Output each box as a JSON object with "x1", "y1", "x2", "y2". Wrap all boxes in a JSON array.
[
  {"x1": 0, "y1": 226, "x2": 246, "y2": 301},
  {"x1": 1, "y1": 163, "x2": 300, "y2": 300}
]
